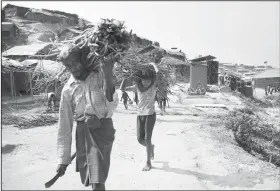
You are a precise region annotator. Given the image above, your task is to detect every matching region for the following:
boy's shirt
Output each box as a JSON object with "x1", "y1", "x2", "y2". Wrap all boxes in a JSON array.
[{"x1": 136, "y1": 83, "x2": 157, "y2": 116}]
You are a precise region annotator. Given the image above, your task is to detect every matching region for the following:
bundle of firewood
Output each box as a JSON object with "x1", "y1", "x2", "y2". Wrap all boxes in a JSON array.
[
  {"x1": 115, "y1": 48, "x2": 176, "y2": 99},
  {"x1": 72, "y1": 18, "x2": 132, "y2": 70}
]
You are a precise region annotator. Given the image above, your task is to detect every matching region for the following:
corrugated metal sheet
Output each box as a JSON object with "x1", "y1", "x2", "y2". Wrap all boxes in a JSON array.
[{"x1": 3, "y1": 43, "x2": 51, "y2": 56}]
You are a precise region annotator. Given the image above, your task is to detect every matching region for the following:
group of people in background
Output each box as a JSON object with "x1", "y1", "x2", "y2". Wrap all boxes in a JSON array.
[{"x1": 265, "y1": 85, "x2": 280, "y2": 96}]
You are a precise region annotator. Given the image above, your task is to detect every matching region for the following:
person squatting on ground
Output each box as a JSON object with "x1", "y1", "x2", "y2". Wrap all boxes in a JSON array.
[
  {"x1": 56, "y1": 44, "x2": 118, "y2": 190},
  {"x1": 120, "y1": 90, "x2": 130, "y2": 109},
  {"x1": 120, "y1": 49, "x2": 164, "y2": 171},
  {"x1": 47, "y1": 92, "x2": 57, "y2": 110}
]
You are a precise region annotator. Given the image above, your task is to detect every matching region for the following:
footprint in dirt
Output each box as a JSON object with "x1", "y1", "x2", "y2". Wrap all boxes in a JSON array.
[{"x1": 2, "y1": 144, "x2": 22, "y2": 154}]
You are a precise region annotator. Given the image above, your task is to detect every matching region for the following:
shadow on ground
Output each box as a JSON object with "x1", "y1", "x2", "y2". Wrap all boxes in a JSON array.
[
  {"x1": 2, "y1": 144, "x2": 21, "y2": 154},
  {"x1": 152, "y1": 161, "x2": 266, "y2": 188}
]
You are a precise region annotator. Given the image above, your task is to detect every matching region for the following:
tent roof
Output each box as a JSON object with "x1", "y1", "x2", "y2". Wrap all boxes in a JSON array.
[
  {"x1": 252, "y1": 69, "x2": 280, "y2": 79},
  {"x1": 162, "y1": 56, "x2": 189, "y2": 66},
  {"x1": 2, "y1": 57, "x2": 32, "y2": 73},
  {"x1": 34, "y1": 60, "x2": 65, "y2": 75},
  {"x1": 3, "y1": 43, "x2": 51, "y2": 56},
  {"x1": 190, "y1": 55, "x2": 216, "y2": 62},
  {"x1": 1, "y1": 22, "x2": 16, "y2": 31}
]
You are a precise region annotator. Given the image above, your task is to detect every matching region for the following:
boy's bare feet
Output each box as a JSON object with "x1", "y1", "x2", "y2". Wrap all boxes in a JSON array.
[{"x1": 142, "y1": 162, "x2": 152, "y2": 171}]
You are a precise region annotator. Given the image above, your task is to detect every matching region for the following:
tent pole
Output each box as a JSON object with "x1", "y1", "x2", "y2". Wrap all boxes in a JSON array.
[
  {"x1": 12, "y1": 72, "x2": 16, "y2": 99},
  {"x1": 29, "y1": 72, "x2": 33, "y2": 97},
  {"x1": 54, "y1": 79, "x2": 57, "y2": 94},
  {"x1": 10, "y1": 71, "x2": 14, "y2": 98}
]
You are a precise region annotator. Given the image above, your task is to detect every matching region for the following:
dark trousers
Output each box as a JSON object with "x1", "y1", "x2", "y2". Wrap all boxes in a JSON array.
[
  {"x1": 159, "y1": 98, "x2": 167, "y2": 110},
  {"x1": 137, "y1": 112, "x2": 156, "y2": 145},
  {"x1": 123, "y1": 99, "x2": 128, "y2": 109}
]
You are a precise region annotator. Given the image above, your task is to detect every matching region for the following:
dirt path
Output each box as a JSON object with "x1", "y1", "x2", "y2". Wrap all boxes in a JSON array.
[{"x1": 2, "y1": 89, "x2": 280, "y2": 190}]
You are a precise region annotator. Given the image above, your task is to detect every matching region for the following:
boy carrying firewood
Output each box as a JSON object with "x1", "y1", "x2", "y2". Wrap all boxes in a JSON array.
[{"x1": 120, "y1": 49, "x2": 165, "y2": 171}]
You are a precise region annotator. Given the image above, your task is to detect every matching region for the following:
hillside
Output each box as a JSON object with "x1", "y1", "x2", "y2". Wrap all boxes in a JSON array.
[{"x1": 2, "y1": 4, "x2": 153, "y2": 51}]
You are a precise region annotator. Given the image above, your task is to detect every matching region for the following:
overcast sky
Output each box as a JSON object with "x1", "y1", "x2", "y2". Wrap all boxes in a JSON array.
[{"x1": 2, "y1": 1, "x2": 279, "y2": 67}]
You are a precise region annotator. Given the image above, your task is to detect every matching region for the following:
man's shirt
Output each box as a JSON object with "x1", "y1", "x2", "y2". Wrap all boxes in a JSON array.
[{"x1": 57, "y1": 71, "x2": 118, "y2": 164}]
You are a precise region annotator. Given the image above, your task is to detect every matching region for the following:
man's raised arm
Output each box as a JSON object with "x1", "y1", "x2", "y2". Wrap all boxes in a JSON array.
[{"x1": 120, "y1": 78, "x2": 136, "y2": 91}]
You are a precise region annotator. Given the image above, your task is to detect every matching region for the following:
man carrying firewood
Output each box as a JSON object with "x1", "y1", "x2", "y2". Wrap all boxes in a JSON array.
[
  {"x1": 120, "y1": 49, "x2": 164, "y2": 171},
  {"x1": 56, "y1": 44, "x2": 118, "y2": 190}
]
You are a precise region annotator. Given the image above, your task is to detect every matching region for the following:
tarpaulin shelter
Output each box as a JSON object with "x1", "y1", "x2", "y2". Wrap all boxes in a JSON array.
[
  {"x1": 2, "y1": 43, "x2": 53, "y2": 61},
  {"x1": 252, "y1": 69, "x2": 280, "y2": 89},
  {"x1": 2, "y1": 57, "x2": 34, "y2": 97},
  {"x1": 30, "y1": 59, "x2": 65, "y2": 96}
]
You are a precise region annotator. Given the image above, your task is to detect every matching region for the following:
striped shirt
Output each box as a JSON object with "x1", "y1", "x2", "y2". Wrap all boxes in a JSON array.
[{"x1": 57, "y1": 71, "x2": 119, "y2": 164}]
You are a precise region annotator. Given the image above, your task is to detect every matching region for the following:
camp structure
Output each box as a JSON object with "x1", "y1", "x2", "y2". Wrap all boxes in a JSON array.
[
  {"x1": 29, "y1": 59, "x2": 65, "y2": 97},
  {"x1": 1, "y1": 22, "x2": 19, "y2": 38},
  {"x1": 2, "y1": 43, "x2": 54, "y2": 61},
  {"x1": 163, "y1": 49, "x2": 190, "y2": 82},
  {"x1": 58, "y1": 27, "x2": 82, "y2": 41},
  {"x1": 190, "y1": 55, "x2": 219, "y2": 85},
  {"x1": 190, "y1": 62, "x2": 208, "y2": 90},
  {"x1": 2, "y1": 57, "x2": 34, "y2": 97},
  {"x1": 3, "y1": 4, "x2": 30, "y2": 18},
  {"x1": 252, "y1": 69, "x2": 280, "y2": 89}
]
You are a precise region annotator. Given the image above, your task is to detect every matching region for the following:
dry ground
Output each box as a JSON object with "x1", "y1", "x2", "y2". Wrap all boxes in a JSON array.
[{"x1": 1, "y1": 85, "x2": 280, "y2": 190}]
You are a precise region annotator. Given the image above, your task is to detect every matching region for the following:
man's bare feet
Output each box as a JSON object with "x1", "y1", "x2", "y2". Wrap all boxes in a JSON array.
[
  {"x1": 142, "y1": 162, "x2": 152, "y2": 171},
  {"x1": 151, "y1": 145, "x2": 155, "y2": 160}
]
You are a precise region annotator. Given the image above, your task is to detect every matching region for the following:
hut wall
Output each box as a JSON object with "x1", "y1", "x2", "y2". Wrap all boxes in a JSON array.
[
  {"x1": 1, "y1": 72, "x2": 29, "y2": 96},
  {"x1": 25, "y1": 12, "x2": 65, "y2": 24},
  {"x1": 254, "y1": 77, "x2": 280, "y2": 89},
  {"x1": 190, "y1": 64, "x2": 208, "y2": 90},
  {"x1": 4, "y1": 6, "x2": 29, "y2": 17},
  {"x1": 175, "y1": 65, "x2": 190, "y2": 82},
  {"x1": 207, "y1": 61, "x2": 219, "y2": 84}
]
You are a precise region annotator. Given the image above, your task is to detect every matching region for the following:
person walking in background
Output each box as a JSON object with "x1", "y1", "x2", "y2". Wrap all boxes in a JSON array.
[
  {"x1": 120, "y1": 90, "x2": 130, "y2": 110},
  {"x1": 157, "y1": 91, "x2": 167, "y2": 115},
  {"x1": 134, "y1": 91, "x2": 139, "y2": 105}
]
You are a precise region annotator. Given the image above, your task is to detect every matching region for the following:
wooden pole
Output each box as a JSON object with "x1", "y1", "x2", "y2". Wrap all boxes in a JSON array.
[
  {"x1": 29, "y1": 72, "x2": 33, "y2": 96},
  {"x1": 54, "y1": 79, "x2": 57, "y2": 94},
  {"x1": 10, "y1": 71, "x2": 14, "y2": 98},
  {"x1": 12, "y1": 72, "x2": 16, "y2": 98}
]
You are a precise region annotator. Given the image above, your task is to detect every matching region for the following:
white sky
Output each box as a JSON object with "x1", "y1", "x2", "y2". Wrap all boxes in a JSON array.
[{"x1": 2, "y1": 1, "x2": 280, "y2": 67}]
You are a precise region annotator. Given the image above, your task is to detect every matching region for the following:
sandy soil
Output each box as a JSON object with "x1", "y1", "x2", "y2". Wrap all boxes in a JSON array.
[{"x1": 2, "y1": 86, "x2": 280, "y2": 190}]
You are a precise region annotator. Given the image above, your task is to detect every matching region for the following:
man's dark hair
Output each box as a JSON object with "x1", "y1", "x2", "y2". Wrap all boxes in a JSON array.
[
  {"x1": 141, "y1": 70, "x2": 155, "y2": 80},
  {"x1": 58, "y1": 44, "x2": 81, "y2": 64}
]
